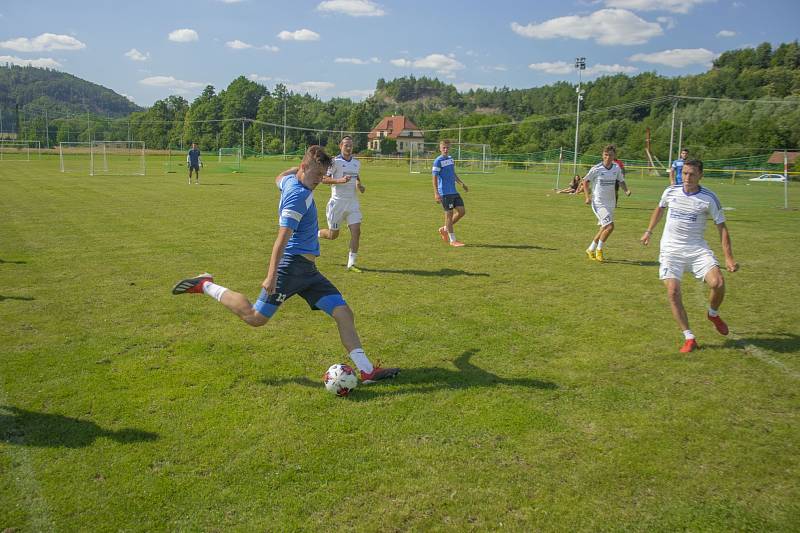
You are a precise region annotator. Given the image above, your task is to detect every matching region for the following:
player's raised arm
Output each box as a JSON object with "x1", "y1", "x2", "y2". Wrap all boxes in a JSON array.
[
  {"x1": 716, "y1": 222, "x2": 739, "y2": 272},
  {"x1": 640, "y1": 206, "x2": 664, "y2": 245}
]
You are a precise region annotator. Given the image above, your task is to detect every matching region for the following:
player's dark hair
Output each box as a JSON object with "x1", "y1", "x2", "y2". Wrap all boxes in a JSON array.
[
  {"x1": 681, "y1": 148, "x2": 689, "y2": 153},
  {"x1": 603, "y1": 144, "x2": 616, "y2": 154},
  {"x1": 339, "y1": 135, "x2": 353, "y2": 144},
  {"x1": 684, "y1": 158, "x2": 703, "y2": 173},
  {"x1": 303, "y1": 145, "x2": 333, "y2": 169}
]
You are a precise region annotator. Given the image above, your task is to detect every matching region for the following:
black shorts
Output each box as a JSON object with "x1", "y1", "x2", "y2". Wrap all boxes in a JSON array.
[
  {"x1": 189, "y1": 164, "x2": 200, "y2": 171},
  {"x1": 440, "y1": 194, "x2": 464, "y2": 211},
  {"x1": 253, "y1": 255, "x2": 345, "y2": 318}
]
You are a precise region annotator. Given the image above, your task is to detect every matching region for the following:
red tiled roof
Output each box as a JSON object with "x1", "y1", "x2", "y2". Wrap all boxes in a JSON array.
[
  {"x1": 367, "y1": 115, "x2": 422, "y2": 139},
  {"x1": 768, "y1": 151, "x2": 800, "y2": 164}
]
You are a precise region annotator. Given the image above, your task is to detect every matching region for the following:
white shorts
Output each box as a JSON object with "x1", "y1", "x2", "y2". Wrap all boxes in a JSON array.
[
  {"x1": 591, "y1": 201, "x2": 614, "y2": 226},
  {"x1": 326, "y1": 198, "x2": 362, "y2": 230},
  {"x1": 659, "y1": 248, "x2": 719, "y2": 281}
]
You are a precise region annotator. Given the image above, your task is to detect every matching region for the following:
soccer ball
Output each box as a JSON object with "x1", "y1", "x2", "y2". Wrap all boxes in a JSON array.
[{"x1": 323, "y1": 363, "x2": 359, "y2": 396}]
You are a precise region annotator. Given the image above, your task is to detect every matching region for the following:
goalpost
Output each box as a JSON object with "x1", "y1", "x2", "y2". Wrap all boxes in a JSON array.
[
  {"x1": 59, "y1": 141, "x2": 146, "y2": 175},
  {"x1": 0, "y1": 140, "x2": 41, "y2": 161},
  {"x1": 218, "y1": 147, "x2": 241, "y2": 170},
  {"x1": 410, "y1": 142, "x2": 493, "y2": 174}
]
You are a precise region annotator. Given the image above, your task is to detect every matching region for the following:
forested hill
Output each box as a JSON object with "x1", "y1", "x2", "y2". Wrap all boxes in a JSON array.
[{"x1": 0, "y1": 64, "x2": 142, "y2": 120}]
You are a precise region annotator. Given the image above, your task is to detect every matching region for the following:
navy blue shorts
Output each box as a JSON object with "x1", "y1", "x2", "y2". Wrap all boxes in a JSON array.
[
  {"x1": 440, "y1": 193, "x2": 464, "y2": 211},
  {"x1": 253, "y1": 255, "x2": 345, "y2": 318},
  {"x1": 189, "y1": 164, "x2": 200, "y2": 171}
]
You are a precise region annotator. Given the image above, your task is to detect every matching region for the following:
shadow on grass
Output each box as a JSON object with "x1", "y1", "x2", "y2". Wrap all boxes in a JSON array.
[
  {"x1": 0, "y1": 295, "x2": 35, "y2": 302},
  {"x1": 724, "y1": 332, "x2": 800, "y2": 354},
  {"x1": 0, "y1": 259, "x2": 27, "y2": 265},
  {"x1": 197, "y1": 183, "x2": 234, "y2": 186},
  {"x1": 0, "y1": 406, "x2": 159, "y2": 448},
  {"x1": 468, "y1": 243, "x2": 556, "y2": 251},
  {"x1": 356, "y1": 267, "x2": 489, "y2": 277},
  {"x1": 601, "y1": 259, "x2": 660, "y2": 267},
  {"x1": 262, "y1": 349, "x2": 558, "y2": 400}
]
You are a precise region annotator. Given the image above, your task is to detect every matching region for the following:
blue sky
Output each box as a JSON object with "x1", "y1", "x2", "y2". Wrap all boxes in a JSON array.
[{"x1": 1, "y1": 0, "x2": 798, "y2": 106}]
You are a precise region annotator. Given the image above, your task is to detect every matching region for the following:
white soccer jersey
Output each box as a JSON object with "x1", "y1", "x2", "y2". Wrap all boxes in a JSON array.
[
  {"x1": 583, "y1": 162, "x2": 624, "y2": 206},
  {"x1": 658, "y1": 185, "x2": 725, "y2": 255},
  {"x1": 326, "y1": 154, "x2": 360, "y2": 200}
]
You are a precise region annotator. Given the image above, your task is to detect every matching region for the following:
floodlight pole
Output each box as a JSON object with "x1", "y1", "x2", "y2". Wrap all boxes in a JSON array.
[
  {"x1": 242, "y1": 119, "x2": 245, "y2": 158},
  {"x1": 457, "y1": 123, "x2": 462, "y2": 160},
  {"x1": 677, "y1": 120, "x2": 684, "y2": 154},
  {"x1": 668, "y1": 99, "x2": 677, "y2": 167},
  {"x1": 572, "y1": 57, "x2": 586, "y2": 176},
  {"x1": 784, "y1": 149, "x2": 789, "y2": 209},
  {"x1": 282, "y1": 95, "x2": 287, "y2": 160}
]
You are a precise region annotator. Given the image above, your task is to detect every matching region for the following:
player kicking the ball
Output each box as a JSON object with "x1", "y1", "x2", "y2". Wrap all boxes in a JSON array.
[
  {"x1": 432, "y1": 139, "x2": 469, "y2": 247},
  {"x1": 318, "y1": 136, "x2": 366, "y2": 272},
  {"x1": 640, "y1": 159, "x2": 739, "y2": 353},
  {"x1": 582, "y1": 144, "x2": 630, "y2": 262},
  {"x1": 172, "y1": 146, "x2": 399, "y2": 384}
]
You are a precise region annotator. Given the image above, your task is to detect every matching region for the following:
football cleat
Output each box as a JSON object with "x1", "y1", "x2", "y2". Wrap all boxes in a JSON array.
[
  {"x1": 449, "y1": 241, "x2": 465, "y2": 247},
  {"x1": 679, "y1": 338, "x2": 698, "y2": 353},
  {"x1": 707, "y1": 313, "x2": 729, "y2": 336},
  {"x1": 586, "y1": 249, "x2": 596, "y2": 260},
  {"x1": 347, "y1": 265, "x2": 362, "y2": 273},
  {"x1": 438, "y1": 226, "x2": 449, "y2": 242},
  {"x1": 171, "y1": 273, "x2": 213, "y2": 295},
  {"x1": 360, "y1": 366, "x2": 400, "y2": 384},
  {"x1": 595, "y1": 249, "x2": 604, "y2": 262}
]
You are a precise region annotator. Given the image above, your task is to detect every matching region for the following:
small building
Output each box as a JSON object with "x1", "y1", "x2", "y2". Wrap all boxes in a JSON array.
[{"x1": 367, "y1": 115, "x2": 424, "y2": 153}]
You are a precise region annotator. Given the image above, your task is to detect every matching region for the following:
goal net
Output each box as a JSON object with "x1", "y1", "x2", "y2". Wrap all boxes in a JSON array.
[
  {"x1": 218, "y1": 147, "x2": 241, "y2": 171},
  {"x1": 59, "y1": 141, "x2": 146, "y2": 175},
  {"x1": 409, "y1": 142, "x2": 494, "y2": 174},
  {"x1": 0, "y1": 140, "x2": 41, "y2": 161}
]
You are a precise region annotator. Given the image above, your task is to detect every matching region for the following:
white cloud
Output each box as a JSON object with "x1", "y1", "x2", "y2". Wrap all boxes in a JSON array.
[
  {"x1": 334, "y1": 57, "x2": 380, "y2": 64},
  {"x1": 0, "y1": 33, "x2": 85, "y2": 52},
  {"x1": 124, "y1": 48, "x2": 149, "y2": 61},
  {"x1": 604, "y1": 0, "x2": 710, "y2": 13},
  {"x1": 248, "y1": 74, "x2": 272, "y2": 82},
  {"x1": 390, "y1": 53, "x2": 465, "y2": 77},
  {"x1": 277, "y1": 29, "x2": 320, "y2": 41},
  {"x1": 339, "y1": 89, "x2": 374, "y2": 99},
  {"x1": 316, "y1": 0, "x2": 385, "y2": 17},
  {"x1": 528, "y1": 61, "x2": 636, "y2": 76},
  {"x1": 262, "y1": 45, "x2": 280, "y2": 52},
  {"x1": 168, "y1": 29, "x2": 199, "y2": 43},
  {"x1": 511, "y1": 9, "x2": 662, "y2": 46},
  {"x1": 657, "y1": 16, "x2": 677, "y2": 29},
  {"x1": 629, "y1": 48, "x2": 717, "y2": 67},
  {"x1": 716, "y1": 30, "x2": 736, "y2": 38},
  {"x1": 139, "y1": 76, "x2": 205, "y2": 94},
  {"x1": 0, "y1": 55, "x2": 62, "y2": 68},
  {"x1": 287, "y1": 81, "x2": 335, "y2": 93},
  {"x1": 226, "y1": 40, "x2": 252, "y2": 49},
  {"x1": 454, "y1": 82, "x2": 492, "y2": 92}
]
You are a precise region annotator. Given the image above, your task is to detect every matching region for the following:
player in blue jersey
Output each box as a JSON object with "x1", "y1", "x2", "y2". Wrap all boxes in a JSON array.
[
  {"x1": 432, "y1": 139, "x2": 469, "y2": 247},
  {"x1": 670, "y1": 148, "x2": 689, "y2": 186},
  {"x1": 187, "y1": 143, "x2": 202, "y2": 185},
  {"x1": 171, "y1": 146, "x2": 399, "y2": 384},
  {"x1": 641, "y1": 159, "x2": 738, "y2": 353}
]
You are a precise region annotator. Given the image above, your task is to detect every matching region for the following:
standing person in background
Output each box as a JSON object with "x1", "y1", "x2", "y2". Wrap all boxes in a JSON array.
[
  {"x1": 670, "y1": 148, "x2": 689, "y2": 186},
  {"x1": 432, "y1": 139, "x2": 469, "y2": 247},
  {"x1": 187, "y1": 142, "x2": 202, "y2": 185},
  {"x1": 583, "y1": 144, "x2": 631, "y2": 262}
]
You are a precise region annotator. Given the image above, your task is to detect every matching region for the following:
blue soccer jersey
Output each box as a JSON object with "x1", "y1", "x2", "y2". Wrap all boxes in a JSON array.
[
  {"x1": 432, "y1": 155, "x2": 457, "y2": 195},
  {"x1": 277, "y1": 175, "x2": 320, "y2": 256},
  {"x1": 188, "y1": 148, "x2": 201, "y2": 167},
  {"x1": 672, "y1": 158, "x2": 685, "y2": 185}
]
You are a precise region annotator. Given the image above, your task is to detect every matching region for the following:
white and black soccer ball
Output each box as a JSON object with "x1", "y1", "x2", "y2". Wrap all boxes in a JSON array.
[{"x1": 323, "y1": 363, "x2": 359, "y2": 396}]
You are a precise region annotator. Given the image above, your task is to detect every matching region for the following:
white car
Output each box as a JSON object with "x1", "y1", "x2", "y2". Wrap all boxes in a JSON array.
[{"x1": 749, "y1": 173, "x2": 787, "y2": 182}]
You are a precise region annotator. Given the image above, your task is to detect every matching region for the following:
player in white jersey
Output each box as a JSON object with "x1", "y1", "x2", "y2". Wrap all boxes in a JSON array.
[
  {"x1": 582, "y1": 145, "x2": 631, "y2": 262},
  {"x1": 641, "y1": 159, "x2": 739, "y2": 353},
  {"x1": 318, "y1": 136, "x2": 366, "y2": 272}
]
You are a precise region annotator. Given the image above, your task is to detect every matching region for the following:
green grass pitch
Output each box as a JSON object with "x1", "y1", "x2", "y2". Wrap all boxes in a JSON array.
[{"x1": 1, "y1": 155, "x2": 798, "y2": 530}]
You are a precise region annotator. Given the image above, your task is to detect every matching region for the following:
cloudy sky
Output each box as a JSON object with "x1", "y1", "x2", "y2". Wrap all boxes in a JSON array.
[{"x1": 1, "y1": 0, "x2": 797, "y2": 106}]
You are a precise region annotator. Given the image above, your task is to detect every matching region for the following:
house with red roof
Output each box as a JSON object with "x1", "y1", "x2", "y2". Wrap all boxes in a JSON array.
[{"x1": 367, "y1": 115, "x2": 424, "y2": 153}]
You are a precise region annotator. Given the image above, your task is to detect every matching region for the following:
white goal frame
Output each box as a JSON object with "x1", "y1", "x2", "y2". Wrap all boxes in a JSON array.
[
  {"x1": 59, "y1": 141, "x2": 146, "y2": 175},
  {"x1": 409, "y1": 141, "x2": 493, "y2": 174},
  {"x1": 0, "y1": 140, "x2": 41, "y2": 161}
]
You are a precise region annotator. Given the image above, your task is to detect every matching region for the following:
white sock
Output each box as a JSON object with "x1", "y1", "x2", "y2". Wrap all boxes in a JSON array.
[
  {"x1": 318, "y1": 230, "x2": 323, "y2": 238},
  {"x1": 202, "y1": 282, "x2": 228, "y2": 302},
  {"x1": 708, "y1": 307, "x2": 719, "y2": 317},
  {"x1": 347, "y1": 252, "x2": 357, "y2": 268},
  {"x1": 349, "y1": 348, "x2": 373, "y2": 374},
  {"x1": 597, "y1": 240, "x2": 604, "y2": 250},
  {"x1": 588, "y1": 241, "x2": 597, "y2": 252},
  {"x1": 448, "y1": 232, "x2": 456, "y2": 242},
  {"x1": 683, "y1": 330, "x2": 695, "y2": 340}
]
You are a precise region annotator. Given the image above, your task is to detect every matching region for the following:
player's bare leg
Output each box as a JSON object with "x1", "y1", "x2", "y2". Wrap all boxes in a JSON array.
[
  {"x1": 218, "y1": 290, "x2": 269, "y2": 327},
  {"x1": 347, "y1": 223, "x2": 361, "y2": 271},
  {"x1": 704, "y1": 266, "x2": 729, "y2": 335},
  {"x1": 331, "y1": 305, "x2": 399, "y2": 382},
  {"x1": 451, "y1": 205, "x2": 466, "y2": 226},
  {"x1": 665, "y1": 279, "x2": 698, "y2": 352}
]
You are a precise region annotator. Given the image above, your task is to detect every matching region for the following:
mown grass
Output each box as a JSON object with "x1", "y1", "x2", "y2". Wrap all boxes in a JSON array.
[{"x1": 1, "y1": 155, "x2": 798, "y2": 531}]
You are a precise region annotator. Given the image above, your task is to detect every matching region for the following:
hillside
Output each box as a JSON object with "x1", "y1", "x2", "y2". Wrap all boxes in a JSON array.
[{"x1": 0, "y1": 64, "x2": 142, "y2": 126}]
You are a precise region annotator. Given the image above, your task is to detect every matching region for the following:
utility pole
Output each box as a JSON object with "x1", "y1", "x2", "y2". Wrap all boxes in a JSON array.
[
  {"x1": 241, "y1": 118, "x2": 245, "y2": 158},
  {"x1": 45, "y1": 108, "x2": 50, "y2": 148},
  {"x1": 282, "y1": 95, "x2": 287, "y2": 159},
  {"x1": 457, "y1": 123, "x2": 462, "y2": 160},
  {"x1": 668, "y1": 99, "x2": 677, "y2": 168},
  {"x1": 677, "y1": 120, "x2": 684, "y2": 155},
  {"x1": 572, "y1": 57, "x2": 586, "y2": 175}
]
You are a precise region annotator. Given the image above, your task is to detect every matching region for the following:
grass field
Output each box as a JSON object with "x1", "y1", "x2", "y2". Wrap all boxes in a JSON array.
[{"x1": 1, "y1": 155, "x2": 799, "y2": 531}]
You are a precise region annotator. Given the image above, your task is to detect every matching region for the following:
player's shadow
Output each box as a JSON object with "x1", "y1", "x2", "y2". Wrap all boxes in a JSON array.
[
  {"x1": 469, "y1": 243, "x2": 556, "y2": 251},
  {"x1": 602, "y1": 259, "x2": 659, "y2": 267},
  {"x1": 262, "y1": 349, "x2": 557, "y2": 400},
  {"x1": 356, "y1": 267, "x2": 489, "y2": 277},
  {"x1": 724, "y1": 333, "x2": 800, "y2": 355},
  {"x1": 0, "y1": 406, "x2": 159, "y2": 448},
  {"x1": 0, "y1": 258, "x2": 27, "y2": 264},
  {"x1": 0, "y1": 295, "x2": 35, "y2": 302}
]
